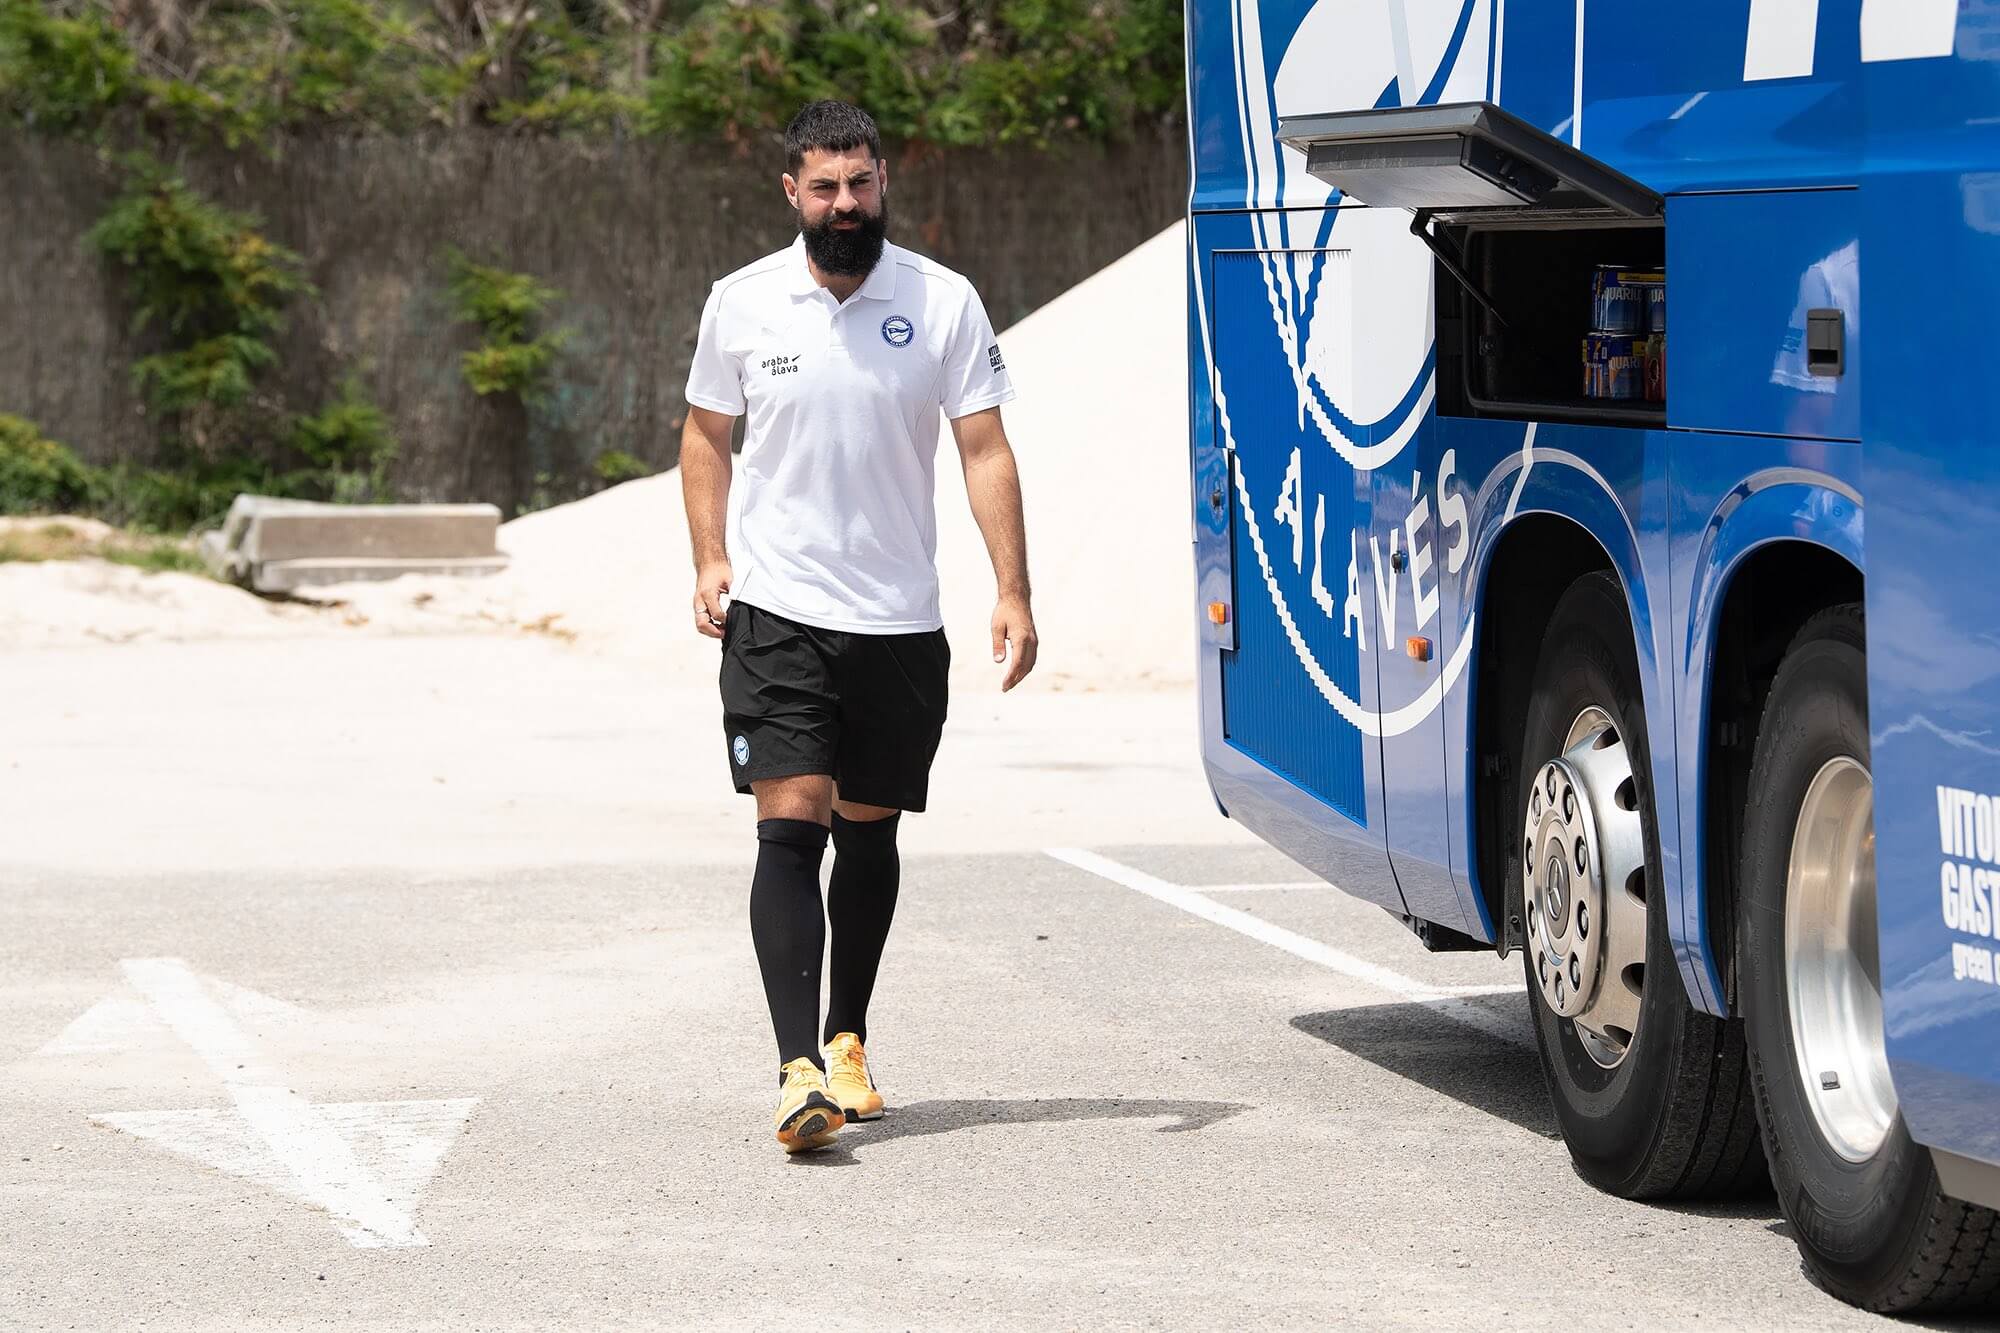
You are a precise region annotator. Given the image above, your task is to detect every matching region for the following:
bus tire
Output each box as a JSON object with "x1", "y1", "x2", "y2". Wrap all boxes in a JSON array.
[
  {"x1": 1739, "y1": 604, "x2": 2000, "y2": 1313},
  {"x1": 1517, "y1": 571, "x2": 1767, "y2": 1199}
]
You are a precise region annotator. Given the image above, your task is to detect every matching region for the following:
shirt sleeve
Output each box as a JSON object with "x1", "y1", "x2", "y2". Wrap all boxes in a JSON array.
[
  {"x1": 685, "y1": 282, "x2": 746, "y2": 415},
  {"x1": 938, "y1": 286, "x2": 1016, "y2": 419}
]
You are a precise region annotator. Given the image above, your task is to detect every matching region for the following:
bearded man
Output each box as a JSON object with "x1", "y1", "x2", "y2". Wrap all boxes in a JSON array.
[{"x1": 680, "y1": 99, "x2": 1037, "y2": 1153}]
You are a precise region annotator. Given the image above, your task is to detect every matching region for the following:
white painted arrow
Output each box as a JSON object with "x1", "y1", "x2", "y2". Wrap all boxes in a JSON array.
[{"x1": 50, "y1": 958, "x2": 476, "y2": 1249}]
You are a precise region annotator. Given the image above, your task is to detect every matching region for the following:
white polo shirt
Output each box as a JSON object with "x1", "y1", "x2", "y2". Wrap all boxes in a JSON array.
[{"x1": 685, "y1": 236, "x2": 1015, "y2": 634}]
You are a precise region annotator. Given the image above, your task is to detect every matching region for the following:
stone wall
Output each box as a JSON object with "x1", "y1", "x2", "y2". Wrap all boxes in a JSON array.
[{"x1": 1, "y1": 131, "x2": 1184, "y2": 510}]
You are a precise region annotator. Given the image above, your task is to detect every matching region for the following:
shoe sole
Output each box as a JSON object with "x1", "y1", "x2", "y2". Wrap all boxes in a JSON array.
[{"x1": 776, "y1": 1092, "x2": 845, "y2": 1153}]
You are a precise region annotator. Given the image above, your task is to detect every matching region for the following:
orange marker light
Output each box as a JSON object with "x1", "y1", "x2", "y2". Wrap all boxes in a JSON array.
[
  {"x1": 1406, "y1": 635, "x2": 1432, "y2": 662},
  {"x1": 1208, "y1": 602, "x2": 1230, "y2": 625}
]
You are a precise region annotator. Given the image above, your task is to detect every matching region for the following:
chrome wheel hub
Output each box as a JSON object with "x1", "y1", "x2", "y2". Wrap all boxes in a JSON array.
[
  {"x1": 1786, "y1": 757, "x2": 1893, "y2": 1163},
  {"x1": 1524, "y1": 707, "x2": 1649, "y2": 1069}
]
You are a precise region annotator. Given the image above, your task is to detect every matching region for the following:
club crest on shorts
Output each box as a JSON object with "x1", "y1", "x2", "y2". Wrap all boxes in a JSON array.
[
  {"x1": 880, "y1": 314, "x2": 914, "y2": 348},
  {"x1": 732, "y1": 734, "x2": 750, "y2": 766}
]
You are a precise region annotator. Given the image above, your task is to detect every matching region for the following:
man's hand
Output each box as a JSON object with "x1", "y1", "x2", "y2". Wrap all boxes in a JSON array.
[
  {"x1": 991, "y1": 595, "x2": 1038, "y2": 691},
  {"x1": 693, "y1": 560, "x2": 733, "y2": 639}
]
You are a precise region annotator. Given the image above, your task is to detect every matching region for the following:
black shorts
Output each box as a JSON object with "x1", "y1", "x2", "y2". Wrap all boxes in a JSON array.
[{"x1": 718, "y1": 601, "x2": 950, "y2": 812}]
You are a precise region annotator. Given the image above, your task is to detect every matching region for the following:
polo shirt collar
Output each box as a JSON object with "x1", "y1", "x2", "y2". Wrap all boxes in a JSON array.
[
  {"x1": 786, "y1": 234, "x2": 902, "y2": 303},
  {"x1": 856, "y1": 243, "x2": 901, "y2": 301}
]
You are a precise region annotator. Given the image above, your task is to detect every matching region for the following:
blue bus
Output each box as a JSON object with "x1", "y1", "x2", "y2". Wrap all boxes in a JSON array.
[{"x1": 1186, "y1": 0, "x2": 2000, "y2": 1312}]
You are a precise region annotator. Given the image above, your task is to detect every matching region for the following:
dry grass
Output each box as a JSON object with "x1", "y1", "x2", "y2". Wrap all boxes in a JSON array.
[{"x1": 0, "y1": 520, "x2": 209, "y2": 576}]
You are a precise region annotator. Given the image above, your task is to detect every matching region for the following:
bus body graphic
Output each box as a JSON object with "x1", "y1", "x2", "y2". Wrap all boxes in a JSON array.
[{"x1": 1188, "y1": 0, "x2": 2000, "y2": 1308}]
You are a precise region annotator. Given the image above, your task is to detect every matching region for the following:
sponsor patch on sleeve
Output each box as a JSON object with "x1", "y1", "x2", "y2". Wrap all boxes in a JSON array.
[{"x1": 988, "y1": 343, "x2": 1005, "y2": 373}]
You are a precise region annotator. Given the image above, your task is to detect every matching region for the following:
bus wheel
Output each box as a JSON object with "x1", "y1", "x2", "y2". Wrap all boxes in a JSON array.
[
  {"x1": 1739, "y1": 605, "x2": 2000, "y2": 1312},
  {"x1": 1517, "y1": 572, "x2": 1765, "y2": 1198}
]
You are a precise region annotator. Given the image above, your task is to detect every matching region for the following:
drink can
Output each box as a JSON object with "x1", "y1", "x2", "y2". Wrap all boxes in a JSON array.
[
  {"x1": 1647, "y1": 285, "x2": 1667, "y2": 335},
  {"x1": 1591, "y1": 265, "x2": 1655, "y2": 334},
  {"x1": 1583, "y1": 332, "x2": 1640, "y2": 400}
]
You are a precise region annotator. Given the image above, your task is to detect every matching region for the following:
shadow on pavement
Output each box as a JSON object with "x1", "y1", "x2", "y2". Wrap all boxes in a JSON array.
[
  {"x1": 1290, "y1": 994, "x2": 1559, "y2": 1140},
  {"x1": 1294, "y1": 999, "x2": 1791, "y2": 1222},
  {"x1": 787, "y1": 1097, "x2": 1248, "y2": 1165}
]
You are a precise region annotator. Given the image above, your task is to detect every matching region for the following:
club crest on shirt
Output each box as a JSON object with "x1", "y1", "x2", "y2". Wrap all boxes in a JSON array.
[{"x1": 881, "y1": 315, "x2": 915, "y2": 348}]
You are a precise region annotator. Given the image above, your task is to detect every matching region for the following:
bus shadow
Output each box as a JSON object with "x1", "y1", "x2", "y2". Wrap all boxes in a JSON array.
[
  {"x1": 1289, "y1": 994, "x2": 1559, "y2": 1140},
  {"x1": 1293, "y1": 998, "x2": 1793, "y2": 1221}
]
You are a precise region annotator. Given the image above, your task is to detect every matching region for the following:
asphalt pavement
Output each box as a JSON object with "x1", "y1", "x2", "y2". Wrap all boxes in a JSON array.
[{"x1": 2, "y1": 837, "x2": 1907, "y2": 1329}]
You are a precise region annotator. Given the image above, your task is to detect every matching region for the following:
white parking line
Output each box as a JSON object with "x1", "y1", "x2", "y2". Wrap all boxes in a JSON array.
[
  {"x1": 1046, "y1": 848, "x2": 1527, "y2": 1047},
  {"x1": 1187, "y1": 881, "x2": 1332, "y2": 893}
]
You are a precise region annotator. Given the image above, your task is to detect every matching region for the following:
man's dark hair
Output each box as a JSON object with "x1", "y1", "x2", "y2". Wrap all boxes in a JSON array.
[{"x1": 785, "y1": 101, "x2": 882, "y2": 173}]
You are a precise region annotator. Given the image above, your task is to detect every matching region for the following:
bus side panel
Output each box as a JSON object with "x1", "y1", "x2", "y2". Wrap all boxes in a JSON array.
[
  {"x1": 1860, "y1": 37, "x2": 2000, "y2": 1168},
  {"x1": 1434, "y1": 420, "x2": 1688, "y2": 992},
  {"x1": 1666, "y1": 447, "x2": 1865, "y2": 1019},
  {"x1": 1191, "y1": 211, "x2": 1402, "y2": 910}
]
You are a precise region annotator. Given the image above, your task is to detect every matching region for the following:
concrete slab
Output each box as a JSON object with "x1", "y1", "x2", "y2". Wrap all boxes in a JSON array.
[{"x1": 201, "y1": 496, "x2": 508, "y2": 591}]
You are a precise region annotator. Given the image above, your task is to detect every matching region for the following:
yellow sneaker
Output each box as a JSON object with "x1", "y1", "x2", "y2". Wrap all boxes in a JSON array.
[
  {"x1": 773, "y1": 1057, "x2": 844, "y2": 1154},
  {"x1": 823, "y1": 1032, "x2": 884, "y2": 1122}
]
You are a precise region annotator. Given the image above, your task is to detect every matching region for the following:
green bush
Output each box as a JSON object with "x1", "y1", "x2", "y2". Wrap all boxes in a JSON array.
[
  {"x1": 0, "y1": 0, "x2": 134, "y2": 132},
  {"x1": 592, "y1": 449, "x2": 652, "y2": 484},
  {"x1": 290, "y1": 378, "x2": 398, "y2": 501},
  {"x1": 88, "y1": 164, "x2": 309, "y2": 345},
  {"x1": 290, "y1": 379, "x2": 395, "y2": 471},
  {"x1": 446, "y1": 251, "x2": 568, "y2": 399},
  {"x1": 89, "y1": 160, "x2": 310, "y2": 449},
  {"x1": 0, "y1": 414, "x2": 104, "y2": 514},
  {"x1": 97, "y1": 455, "x2": 303, "y2": 533},
  {"x1": 0, "y1": 413, "x2": 308, "y2": 534}
]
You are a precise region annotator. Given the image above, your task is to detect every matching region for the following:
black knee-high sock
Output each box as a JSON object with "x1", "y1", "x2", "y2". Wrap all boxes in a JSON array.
[
  {"x1": 823, "y1": 812, "x2": 901, "y2": 1046},
  {"x1": 750, "y1": 818, "x2": 830, "y2": 1071}
]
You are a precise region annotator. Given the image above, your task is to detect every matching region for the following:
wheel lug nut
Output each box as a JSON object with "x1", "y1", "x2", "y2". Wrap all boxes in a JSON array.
[
  {"x1": 1546, "y1": 770, "x2": 1557, "y2": 800},
  {"x1": 1563, "y1": 790, "x2": 1576, "y2": 820},
  {"x1": 1554, "y1": 976, "x2": 1566, "y2": 1005},
  {"x1": 1577, "y1": 904, "x2": 1589, "y2": 938},
  {"x1": 1569, "y1": 957, "x2": 1580, "y2": 990},
  {"x1": 1574, "y1": 839, "x2": 1587, "y2": 874}
]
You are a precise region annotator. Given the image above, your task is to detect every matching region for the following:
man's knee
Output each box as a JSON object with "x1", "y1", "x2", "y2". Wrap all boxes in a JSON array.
[
  {"x1": 753, "y1": 774, "x2": 834, "y2": 825},
  {"x1": 832, "y1": 794, "x2": 900, "y2": 823},
  {"x1": 833, "y1": 782, "x2": 899, "y2": 823}
]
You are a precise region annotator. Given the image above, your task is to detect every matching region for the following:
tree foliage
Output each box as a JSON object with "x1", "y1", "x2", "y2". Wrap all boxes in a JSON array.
[{"x1": 1, "y1": 0, "x2": 1183, "y2": 147}]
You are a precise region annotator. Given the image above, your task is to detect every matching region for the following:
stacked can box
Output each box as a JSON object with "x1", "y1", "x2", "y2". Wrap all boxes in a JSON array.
[
  {"x1": 1640, "y1": 281, "x2": 1666, "y2": 402},
  {"x1": 1584, "y1": 266, "x2": 1665, "y2": 401},
  {"x1": 1583, "y1": 332, "x2": 1641, "y2": 399}
]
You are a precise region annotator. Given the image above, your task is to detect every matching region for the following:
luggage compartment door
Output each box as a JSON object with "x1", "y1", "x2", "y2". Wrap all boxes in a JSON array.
[{"x1": 1210, "y1": 247, "x2": 1402, "y2": 912}]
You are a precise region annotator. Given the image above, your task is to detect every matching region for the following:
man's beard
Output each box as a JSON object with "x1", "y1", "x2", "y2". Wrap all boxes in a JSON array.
[{"x1": 800, "y1": 201, "x2": 889, "y2": 277}]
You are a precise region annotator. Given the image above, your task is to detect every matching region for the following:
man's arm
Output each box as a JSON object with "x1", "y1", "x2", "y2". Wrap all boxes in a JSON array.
[
  {"x1": 950, "y1": 406, "x2": 1037, "y2": 691},
  {"x1": 681, "y1": 405, "x2": 738, "y2": 639}
]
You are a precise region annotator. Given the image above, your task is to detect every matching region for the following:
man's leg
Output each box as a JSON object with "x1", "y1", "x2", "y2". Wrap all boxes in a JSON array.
[
  {"x1": 749, "y1": 774, "x2": 834, "y2": 1071},
  {"x1": 824, "y1": 796, "x2": 902, "y2": 1047},
  {"x1": 721, "y1": 605, "x2": 848, "y2": 1151}
]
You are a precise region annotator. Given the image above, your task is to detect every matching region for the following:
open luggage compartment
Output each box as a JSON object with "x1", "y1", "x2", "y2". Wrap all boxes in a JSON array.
[{"x1": 1435, "y1": 218, "x2": 1667, "y2": 427}]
